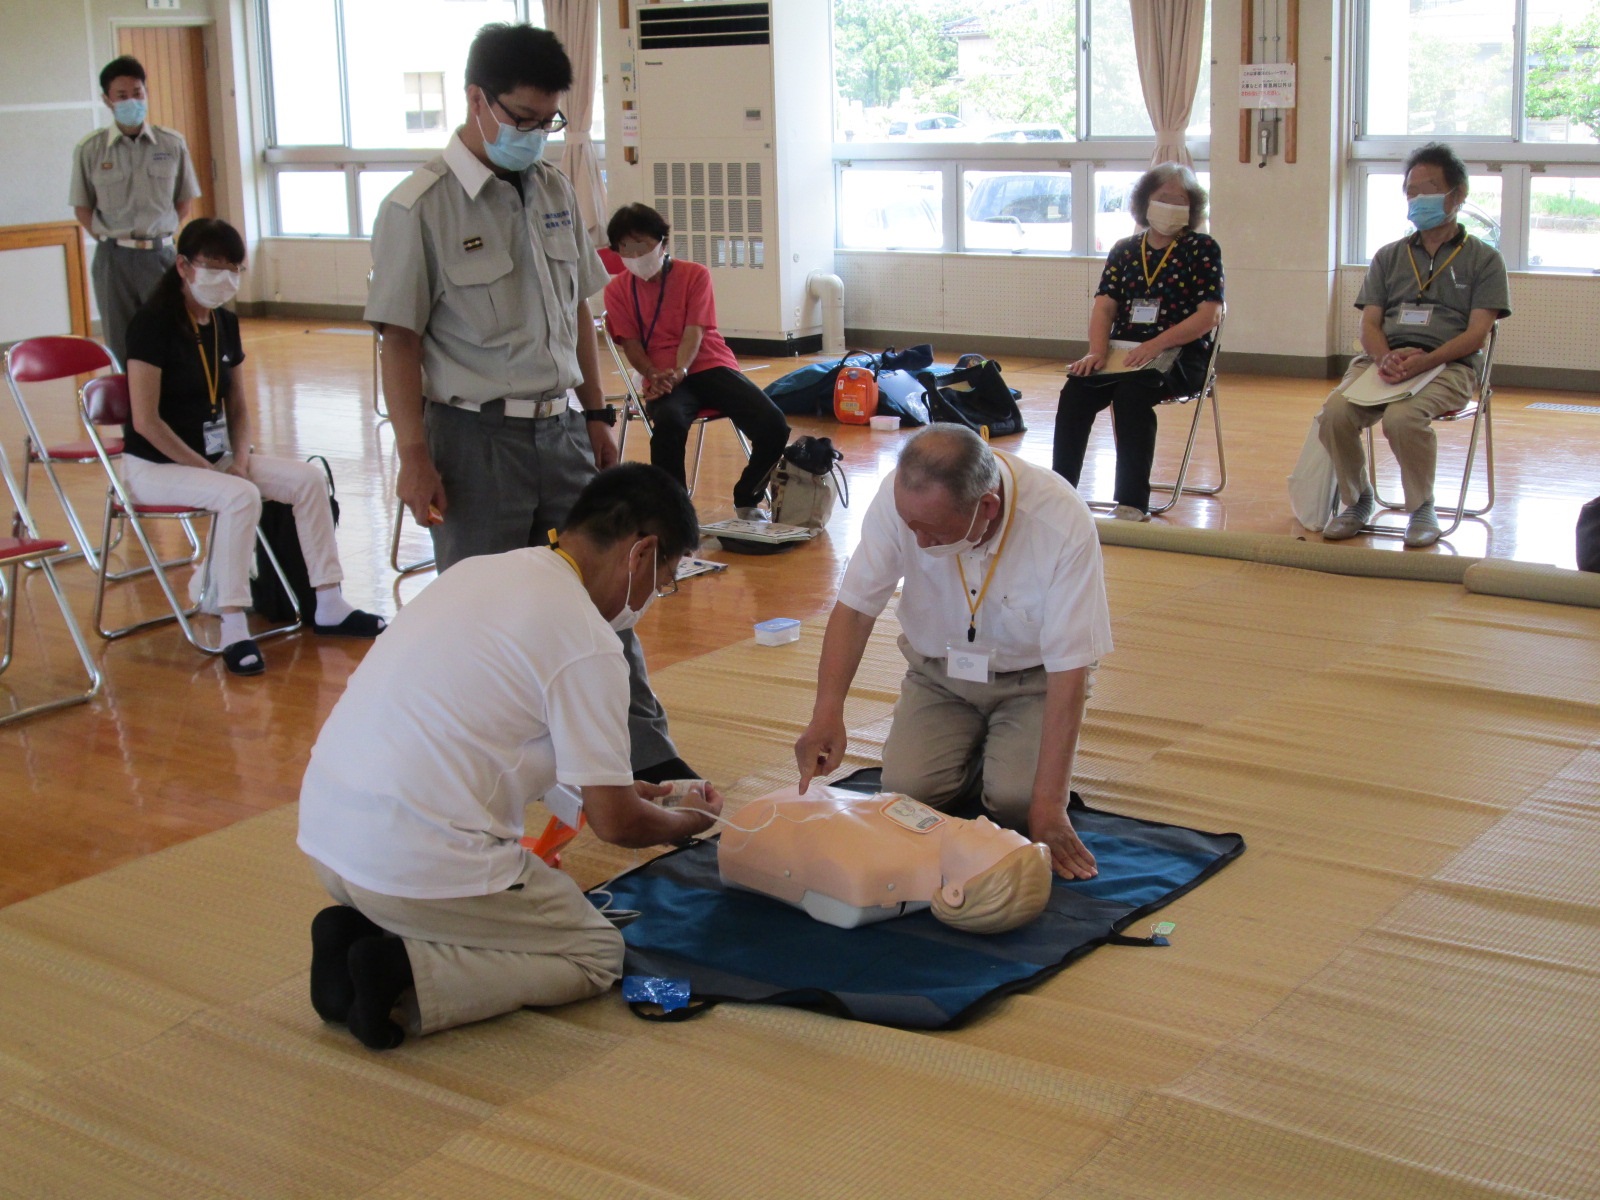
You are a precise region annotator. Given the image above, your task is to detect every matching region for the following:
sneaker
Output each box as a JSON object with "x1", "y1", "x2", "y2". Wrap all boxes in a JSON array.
[
  {"x1": 1111, "y1": 504, "x2": 1150, "y2": 523},
  {"x1": 1322, "y1": 492, "x2": 1376, "y2": 541},
  {"x1": 1404, "y1": 501, "x2": 1441, "y2": 548}
]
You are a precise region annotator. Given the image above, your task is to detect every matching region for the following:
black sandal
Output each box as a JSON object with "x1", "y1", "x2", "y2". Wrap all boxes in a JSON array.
[
  {"x1": 222, "y1": 638, "x2": 266, "y2": 676},
  {"x1": 312, "y1": 610, "x2": 387, "y2": 638}
]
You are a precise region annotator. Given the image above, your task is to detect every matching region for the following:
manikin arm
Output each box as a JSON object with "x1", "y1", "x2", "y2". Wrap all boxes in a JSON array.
[{"x1": 1027, "y1": 666, "x2": 1098, "y2": 880}]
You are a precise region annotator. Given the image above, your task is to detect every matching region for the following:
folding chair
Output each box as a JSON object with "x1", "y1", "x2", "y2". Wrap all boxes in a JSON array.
[
  {"x1": 6, "y1": 335, "x2": 202, "y2": 574},
  {"x1": 599, "y1": 313, "x2": 750, "y2": 498},
  {"x1": 0, "y1": 423, "x2": 101, "y2": 726},
  {"x1": 1362, "y1": 321, "x2": 1497, "y2": 542},
  {"x1": 78, "y1": 374, "x2": 303, "y2": 652},
  {"x1": 368, "y1": 298, "x2": 435, "y2": 576},
  {"x1": 1083, "y1": 309, "x2": 1227, "y2": 517},
  {"x1": 390, "y1": 487, "x2": 436, "y2": 576}
]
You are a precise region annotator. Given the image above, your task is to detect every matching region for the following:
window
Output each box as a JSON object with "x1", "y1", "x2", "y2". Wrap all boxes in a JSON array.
[
  {"x1": 403, "y1": 72, "x2": 447, "y2": 134},
  {"x1": 831, "y1": 0, "x2": 1211, "y2": 255},
  {"x1": 831, "y1": 0, "x2": 1209, "y2": 145},
  {"x1": 1351, "y1": 0, "x2": 1600, "y2": 270},
  {"x1": 260, "y1": 0, "x2": 605, "y2": 236}
]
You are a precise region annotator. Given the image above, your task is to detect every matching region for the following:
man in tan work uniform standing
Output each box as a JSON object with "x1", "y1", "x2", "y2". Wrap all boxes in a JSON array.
[{"x1": 69, "y1": 55, "x2": 202, "y2": 366}]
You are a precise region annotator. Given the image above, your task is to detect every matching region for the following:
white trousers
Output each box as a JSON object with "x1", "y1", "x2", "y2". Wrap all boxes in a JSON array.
[{"x1": 120, "y1": 453, "x2": 343, "y2": 611}]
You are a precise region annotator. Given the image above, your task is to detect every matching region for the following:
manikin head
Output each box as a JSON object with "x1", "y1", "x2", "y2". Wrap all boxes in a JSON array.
[{"x1": 930, "y1": 813, "x2": 1053, "y2": 934}]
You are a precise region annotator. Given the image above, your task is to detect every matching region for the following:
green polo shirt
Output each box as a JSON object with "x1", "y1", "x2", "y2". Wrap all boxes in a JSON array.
[{"x1": 1355, "y1": 227, "x2": 1511, "y2": 363}]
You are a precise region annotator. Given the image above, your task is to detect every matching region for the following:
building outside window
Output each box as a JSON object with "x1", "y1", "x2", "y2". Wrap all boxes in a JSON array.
[{"x1": 403, "y1": 72, "x2": 447, "y2": 133}]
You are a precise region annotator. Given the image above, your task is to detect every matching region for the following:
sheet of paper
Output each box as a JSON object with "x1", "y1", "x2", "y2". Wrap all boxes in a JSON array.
[
  {"x1": 1100, "y1": 339, "x2": 1180, "y2": 375},
  {"x1": 1339, "y1": 360, "x2": 1448, "y2": 407}
]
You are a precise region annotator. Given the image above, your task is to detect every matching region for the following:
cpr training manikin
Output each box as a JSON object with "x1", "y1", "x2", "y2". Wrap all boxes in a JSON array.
[{"x1": 716, "y1": 785, "x2": 1053, "y2": 933}]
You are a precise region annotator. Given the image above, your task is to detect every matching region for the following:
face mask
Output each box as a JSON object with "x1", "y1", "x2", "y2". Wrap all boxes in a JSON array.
[
  {"x1": 919, "y1": 501, "x2": 985, "y2": 559},
  {"x1": 1407, "y1": 193, "x2": 1451, "y2": 231},
  {"x1": 1146, "y1": 199, "x2": 1190, "y2": 237},
  {"x1": 187, "y1": 266, "x2": 240, "y2": 310},
  {"x1": 608, "y1": 541, "x2": 660, "y2": 632},
  {"x1": 477, "y1": 98, "x2": 547, "y2": 172},
  {"x1": 622, "y1": 243, "x2": 667, "y2": 280},
  {"x1": 112, "y1": 98, "x2": 147, "y2": 127}
]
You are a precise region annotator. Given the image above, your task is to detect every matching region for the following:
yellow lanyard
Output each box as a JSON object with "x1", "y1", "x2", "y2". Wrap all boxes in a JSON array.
[
  {"x1": 1140, "y1": 232, "x2": 1178, "y2": 290},
  {"x1": 188, "y1": 312, "x2": 222, "y2": 418},
  {"x1": 1406, "y1": 238, "x2": 1466, "y2": 300},
  {"x1": 954, "y1": 456, "x2": 1018, "y2": 644},
  {"x1": 548, "y1": 534, "x2": 584, "y2": 582}
]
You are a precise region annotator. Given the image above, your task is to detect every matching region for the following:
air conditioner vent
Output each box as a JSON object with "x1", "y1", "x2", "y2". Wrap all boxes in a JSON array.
[{"x1": 638, "y1": 2, "x2": 770, "y2": 50}]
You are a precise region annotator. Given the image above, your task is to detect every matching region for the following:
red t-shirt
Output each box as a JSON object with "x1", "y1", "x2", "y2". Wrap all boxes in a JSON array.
[{"x1": 603, "y1": 258, "x2": 740, "y2": 375}]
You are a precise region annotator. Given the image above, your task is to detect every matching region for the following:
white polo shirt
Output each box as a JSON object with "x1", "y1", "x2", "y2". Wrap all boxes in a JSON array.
[
  {"x1": 837, "y1": 451, "x2": 1112, "y2": 674},
  {"x1": 297, "y1": 548, "x2": 635, "y2": 900}
]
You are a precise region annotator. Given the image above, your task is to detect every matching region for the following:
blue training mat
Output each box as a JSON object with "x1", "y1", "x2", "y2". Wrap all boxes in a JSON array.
[{"x1": 594, "y1": 789, "x2": 1244, "y2": 1030}]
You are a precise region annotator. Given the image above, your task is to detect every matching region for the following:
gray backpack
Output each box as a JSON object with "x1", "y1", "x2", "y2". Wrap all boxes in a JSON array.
[{"x1": 769, "y1": 436, "x2": 848, "y2": 529}]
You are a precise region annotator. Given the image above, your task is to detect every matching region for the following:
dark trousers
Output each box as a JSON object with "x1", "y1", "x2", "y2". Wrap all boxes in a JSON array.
[
  {"x1": 646, "y1": 366, "x2": 789, "y2": 508},
  {"x1": 1051, "y1": 350, "x2": 1205, "y2": 512}
]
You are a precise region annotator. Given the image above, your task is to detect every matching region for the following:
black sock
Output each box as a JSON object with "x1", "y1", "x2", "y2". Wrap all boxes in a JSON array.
[
  {"x1": 634, "y1": 755, "x2": 699, "y2": 784},
  {"x1": 346, "y1": 935, "x2": 413, "y2": 1050},
  {"x1": 309, "y1": 905, "x2": 384, "y2": 1023}
]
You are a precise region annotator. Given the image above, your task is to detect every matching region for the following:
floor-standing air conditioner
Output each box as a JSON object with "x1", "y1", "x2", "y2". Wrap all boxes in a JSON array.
[{"x1": 633, "y1": 0, "x2": 833, "y2": 353}]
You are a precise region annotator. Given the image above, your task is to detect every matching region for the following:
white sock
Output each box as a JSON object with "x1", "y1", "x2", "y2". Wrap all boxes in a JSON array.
[
  {"x1": 220, "y1": 611, "x2": 250, "y2": 647},
  {"x1": 315, "y1": 585, "x2": 357, "y2": 627}
]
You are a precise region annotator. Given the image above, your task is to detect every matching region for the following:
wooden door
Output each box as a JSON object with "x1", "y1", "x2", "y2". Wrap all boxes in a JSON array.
[{"x1": 117, "y1": 25, "x2": 214, "y2": 220}]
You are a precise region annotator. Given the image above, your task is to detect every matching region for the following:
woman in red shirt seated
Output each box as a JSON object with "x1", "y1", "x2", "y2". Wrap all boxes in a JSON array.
[{"x1": 603, "y1": 204, "x2": 789, "y2": 518}]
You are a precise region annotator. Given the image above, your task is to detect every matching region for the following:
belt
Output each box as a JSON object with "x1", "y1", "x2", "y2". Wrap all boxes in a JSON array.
[
  {"x1": 106, "y1": 236, "x2": 171, "y2": 251},
  {"x1": 434, "y1": 394, "x2": 568, "y2": 420}
]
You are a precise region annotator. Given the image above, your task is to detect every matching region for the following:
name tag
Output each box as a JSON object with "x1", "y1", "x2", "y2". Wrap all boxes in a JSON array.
[
  {"x1": 1398, "y1": 304, "x2": 1433, "y2": 326},
  {"x1": 946, "y1": 642, "x2": 993, "y2": 684},
  {"x1": 1129, "y1": 298, "x2": 1161, "y2": 324},
  {"x1": 202, "y1": 418, "x2": 230, "y2": 458}
]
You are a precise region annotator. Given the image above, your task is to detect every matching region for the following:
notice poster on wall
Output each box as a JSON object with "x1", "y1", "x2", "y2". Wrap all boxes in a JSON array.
[{"x1": 1240, "y1": 63, "x2": 1296, "y2": 109}]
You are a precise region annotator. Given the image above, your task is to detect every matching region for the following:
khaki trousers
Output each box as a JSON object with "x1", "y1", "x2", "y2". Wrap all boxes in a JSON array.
[
  {"x1": 1318, "y1": 356, "x2": 1477, "y2": 511},
  {"x1": 881, "y1": 635, "x2": 1053, "y2": 828},
  {"x1": 312, "y1": 854, "x2": 624, "y2": 1037}
]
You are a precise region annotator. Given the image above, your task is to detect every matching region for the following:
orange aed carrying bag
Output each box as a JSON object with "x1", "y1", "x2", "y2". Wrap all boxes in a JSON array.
[{"x1": 833, "y1": 364, "x2": 879, "y2": 424}]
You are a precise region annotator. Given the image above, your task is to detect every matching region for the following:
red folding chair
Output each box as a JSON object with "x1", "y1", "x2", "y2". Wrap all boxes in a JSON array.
[
  {"x1": 0, "y1": 422, "x2": 101, "y2": 726},
  {"x1": 599, "y1": 313, "x2": 750, "y2": 497},
  {"x1": 78, "y1": 374, "x2": 303, "y2": 653},
  {"x1": 6, "y1": 335, "x2": 201, "y2": 574}
]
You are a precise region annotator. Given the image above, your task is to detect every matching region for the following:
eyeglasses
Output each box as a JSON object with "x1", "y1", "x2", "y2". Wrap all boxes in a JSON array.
[{"x1": 492, "y1": 96, "x2": 568, "y2": 134}]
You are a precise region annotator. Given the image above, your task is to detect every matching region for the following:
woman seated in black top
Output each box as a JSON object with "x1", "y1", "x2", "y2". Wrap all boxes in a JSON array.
[
  {"x1": 1052, "y1": 164, "x2": 1224, "y2": 521},
  {"x1": 121, "y1": 218, "x2": 384, "y2": 676}
]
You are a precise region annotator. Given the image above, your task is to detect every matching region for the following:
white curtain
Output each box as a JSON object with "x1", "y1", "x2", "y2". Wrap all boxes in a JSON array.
[
  {"x1": 1130, "y1": 0, "x2": 1208, "y2": 167},
  {"x1": 544, "y1": 0, "x2": 608, "y2": 243}
]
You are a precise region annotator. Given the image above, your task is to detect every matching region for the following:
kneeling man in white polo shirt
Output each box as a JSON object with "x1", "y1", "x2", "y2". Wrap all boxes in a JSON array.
[
  {"x1": 298, "y1": 464, "x2": 720, "y2": 1050},
  {"x1": 795, "y1": 426, "x2": 1111, "y2": 881}
]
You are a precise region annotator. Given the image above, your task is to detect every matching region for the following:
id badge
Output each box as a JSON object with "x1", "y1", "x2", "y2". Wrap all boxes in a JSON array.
[
  {"x1": 1398, "y1": 304, "x2": 1433, "y2": 326},
  {"x1": 1129, "y1": 298, "x2": 1161, "y2": 324},
  {"x1": 202, "y1": 418, "x2": 230, "y2": 458},
  {"x1": 946, "y1": 641, "x2": 994, "y2": 684}
]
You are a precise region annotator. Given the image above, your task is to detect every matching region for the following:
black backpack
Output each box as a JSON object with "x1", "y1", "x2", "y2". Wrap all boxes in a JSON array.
[
  {"x1": 916, "y1": 357, "x2": 1026, "y2": 438},
  {"x1": 1578, "y1": 496, "x2": 1600, "y2": 573},
  {"x1": 250, "y1": 455, "x2": 339, "y2": 623}
]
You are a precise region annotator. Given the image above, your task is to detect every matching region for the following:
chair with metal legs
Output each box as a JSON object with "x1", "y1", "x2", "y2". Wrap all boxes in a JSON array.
[
  {"x1": 1361, "y1": 322, "x2": 1498, "y2": 542},
  {"x1": 79, "y1": 374, "x2": 302, "y2": 652},
  {"x1": 370, "y1": 313, "x2": 435, "y2": 576},
  {"x1": 1082, "y1": 309, "x2": 1227, "y2": 516},
  {"x1": 0, "y1": 424, "x2": 101, "y2": 726},
  {"x1": 599, "y1": 314, "x2": 750, "y2": 497}
]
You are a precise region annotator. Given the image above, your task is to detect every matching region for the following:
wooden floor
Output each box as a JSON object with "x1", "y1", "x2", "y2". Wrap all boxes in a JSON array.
[{"x1": 2, "y1": 318, "x2": 1596, "y2": 907}]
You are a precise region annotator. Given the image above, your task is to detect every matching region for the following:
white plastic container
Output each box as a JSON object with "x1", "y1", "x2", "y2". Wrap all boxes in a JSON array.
[
  {"x1": 754, "y1": 617, "x2": 802, "y2": 646},
  {"x1": 869, "y1": 414, "x2": 899, "y2": 432}
]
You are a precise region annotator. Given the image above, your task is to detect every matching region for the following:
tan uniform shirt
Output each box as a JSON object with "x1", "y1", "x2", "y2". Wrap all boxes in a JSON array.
[
  {"x1": 364, "y1": 132, "x2": 609, "y2": 407},
  {"x1": 69, "y1": 124, "x2": 201, "y2": 240}
]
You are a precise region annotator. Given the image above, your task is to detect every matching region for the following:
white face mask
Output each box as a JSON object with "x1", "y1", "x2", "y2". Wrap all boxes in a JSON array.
[
  {"x1": 1146, "y1": 199, "x2": 1190, "y2": 237},
  {"x1": 188, "y1": 266, "x2": 240, "y2": 310},
  {"x1": 622, "y1": 243, "x2": 667, "y2": 280},
  {"x1": 608, "y1": 540, "x2": 661, "y2": 632},
  {"x1": 919, "y1": 500, "x2": 985, "y2": 559}
]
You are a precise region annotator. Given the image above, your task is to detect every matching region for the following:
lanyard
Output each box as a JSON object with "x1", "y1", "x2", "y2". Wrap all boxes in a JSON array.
[
  {"x1": 188, "y1": 311, "x2": 222, "y2": 417},
  {"x1": 954, "y1": 456, "x2": 1019, "y2": 644},
  {"x1": 1406, "y1": 238, "x2": 1465, "y2": 300},
  {"x1": 548, "y1": 534, "x2": 584, "y2": 582},
  {"x1": 1140, "y1": 232, "x2": 1177, "y2": 290},
  {"x1": 630, "y1": 257, "x2": 673, "y2": 352}
]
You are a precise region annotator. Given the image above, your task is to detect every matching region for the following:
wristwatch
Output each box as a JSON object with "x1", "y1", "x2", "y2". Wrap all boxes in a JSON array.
[{"x1": 583, "y1": 405, "x2": 617, "y2": 426}]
